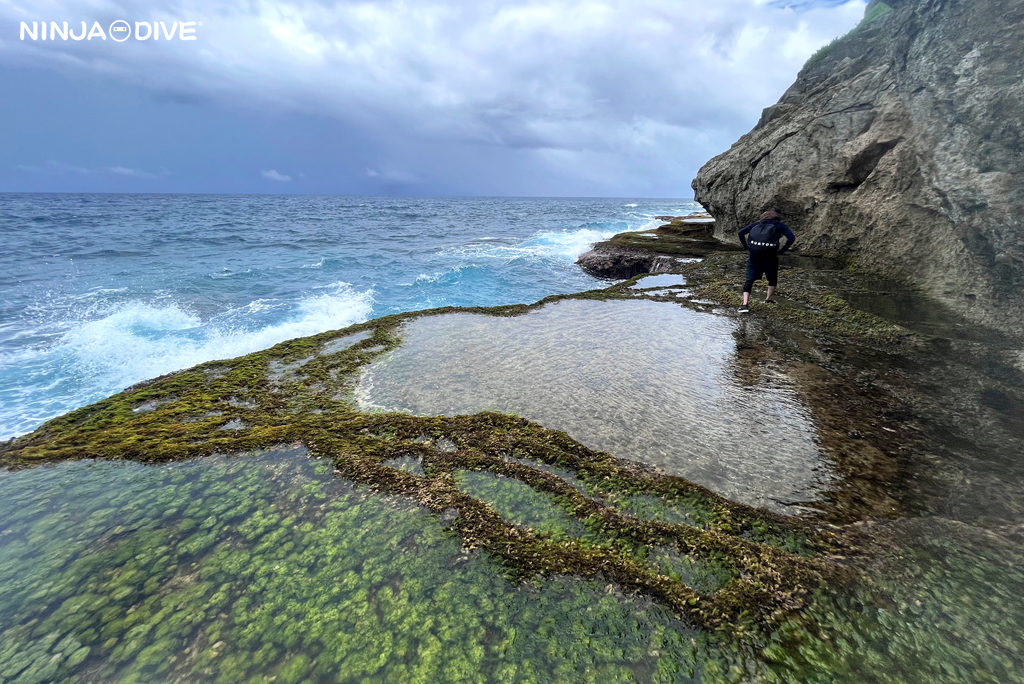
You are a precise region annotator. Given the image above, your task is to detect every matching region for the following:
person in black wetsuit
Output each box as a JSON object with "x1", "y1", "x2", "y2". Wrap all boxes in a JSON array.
[{"x1": 737, "y1": 209, "x2": 795, "y2": 313}]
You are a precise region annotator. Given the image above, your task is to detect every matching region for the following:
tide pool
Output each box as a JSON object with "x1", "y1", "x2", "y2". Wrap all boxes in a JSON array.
[{"x1": 0, "y1": 194, "x2": 701, "y2": 438}]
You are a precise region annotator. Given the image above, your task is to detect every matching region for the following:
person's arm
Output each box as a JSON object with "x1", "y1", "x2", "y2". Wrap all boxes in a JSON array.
[
  {"x1": 737, "y1": 223, "x2": 755, "y2": 250},
  {"x1": 777, "y1": 223, "x2": 796, "y2": 255}
]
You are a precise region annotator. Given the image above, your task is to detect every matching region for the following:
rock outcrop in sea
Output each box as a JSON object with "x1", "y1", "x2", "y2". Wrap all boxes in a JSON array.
[
  {"x1": 576, "y1": 213, "x2": 736, "y2": 279},
  {"x1": 692, "y1": 0, "x2": 1024, "y2": 337}
]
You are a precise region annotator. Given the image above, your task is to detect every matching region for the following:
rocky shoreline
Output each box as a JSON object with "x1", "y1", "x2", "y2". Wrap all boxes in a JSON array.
[
  {"x1": 0, "y1": 284, "x2": 847, "y2": 633},
  {"x1": 576, "y1": 212, "x2": 737, "y2": 279},
  {"x1": 2, "y1": 0, "x2": 1023, "y2": 677},
  {"x1": 574, "y1": 222, "x2": 1024, "y2": 527},
  {"x1": 5, "y1": 222, "x2": 1020, "y2": 569},
  {"x1": 691, "y1": 0, "x2": 1024, "y2": 338},
  {"x1": 2, "y1": 228, "x2": 1023, "y2": 679}
]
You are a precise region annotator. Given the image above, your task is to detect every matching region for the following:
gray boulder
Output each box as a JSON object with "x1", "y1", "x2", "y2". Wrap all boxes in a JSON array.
[{"x1": 692, "y1": 0, "x2": 1024, "y2": 336}]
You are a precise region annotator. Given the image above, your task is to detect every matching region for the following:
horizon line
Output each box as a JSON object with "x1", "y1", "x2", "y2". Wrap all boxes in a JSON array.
[{"x1": 0, "y1": 190, "x2": 699, "y2": 201}]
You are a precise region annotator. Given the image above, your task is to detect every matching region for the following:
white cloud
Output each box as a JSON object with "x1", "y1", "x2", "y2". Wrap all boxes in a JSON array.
[
  {"x1": 17, "y1": 160, "x2": 165, "y2": 178},
  {"x1": 2, "y1": 0, "x2": 867, "y2": 192},
  {"x1": 16, "y1": 161, "x2": 93, "y2": 175},
  {"x1": 365, "y1": 166, "x2": 421, "y2": 184},
  {"x1": 260, "y1": 169, "x2": 292, "y2": 182},
  {"x1": 106, "y1": 165, "x2": 162, "y2": 178}
]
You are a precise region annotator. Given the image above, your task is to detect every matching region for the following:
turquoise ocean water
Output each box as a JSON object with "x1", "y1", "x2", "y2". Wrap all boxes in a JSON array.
[{"x1": 0, "y1": 194, "x2": 699, "y2": 439}]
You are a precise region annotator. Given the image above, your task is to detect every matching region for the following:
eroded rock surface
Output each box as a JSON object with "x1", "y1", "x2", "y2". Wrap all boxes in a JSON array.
[
  {"x1": 693, "y1": 0, "x2": 1024, "y2": 336},
  {"x1": 577, "y1": 216, "x2": 738, "y2": 279},
  {"x1": 3, "y1": 278, "x2": 1023, "y2": 681}
]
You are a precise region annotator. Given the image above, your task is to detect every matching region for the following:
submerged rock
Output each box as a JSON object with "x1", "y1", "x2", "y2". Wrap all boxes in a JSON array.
[
  {"x1": 693, "y1": 0, "x2": 1024, "y2": 337},
  {"x1": 0, "y1": 296, "x2": 839, "y2": 637},
  {"x1": 2, "y1": 277, "x2": 1022, "y2": 681}
]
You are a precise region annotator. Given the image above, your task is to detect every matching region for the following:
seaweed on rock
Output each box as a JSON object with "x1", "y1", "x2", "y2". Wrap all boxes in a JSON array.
[{"x1": 0, "y1": 293, "x2": 846, "y2": 636}]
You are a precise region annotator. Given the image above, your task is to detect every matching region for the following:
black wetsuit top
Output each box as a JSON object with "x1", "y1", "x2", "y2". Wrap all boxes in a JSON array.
[
  {"x1": 737, "y1": 219, "x2": 795, "y2": 255},
  {"x1": 738, "y1": 219, "x2": 795, "y2": 290}
]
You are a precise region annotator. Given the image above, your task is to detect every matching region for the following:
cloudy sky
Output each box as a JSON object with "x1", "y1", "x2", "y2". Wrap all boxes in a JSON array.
[{"x1": 0, "y1": 0, "x2": 866, "y2": 196}]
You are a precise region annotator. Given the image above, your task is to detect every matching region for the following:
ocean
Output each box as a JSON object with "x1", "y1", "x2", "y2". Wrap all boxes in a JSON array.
[{"x1": 0, "y1": 193, "x2": 700, "y2": 440}]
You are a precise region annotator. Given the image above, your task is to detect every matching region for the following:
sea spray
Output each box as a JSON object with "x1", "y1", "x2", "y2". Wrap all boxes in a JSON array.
[
  {"x1": 0, "y1": 194, "x2": 702, "y2": 438},
  {"x1": 0, "y1": 283, "x2": 373, "y2": 437}
]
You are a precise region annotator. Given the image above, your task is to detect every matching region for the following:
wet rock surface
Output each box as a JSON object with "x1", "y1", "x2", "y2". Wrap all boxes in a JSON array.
[
  {"x1": 358, "y1": 298, "x2": 831, "y2": 513},
  {"x1": 1, "y1": 264, "x2": 1022, "y2": 681},
  {"x1": 0, "y1": 306, "x2": 834, "y2": 645},
  {"x1": 577, "y1": 216, "x2": 740, "y2": 279}
]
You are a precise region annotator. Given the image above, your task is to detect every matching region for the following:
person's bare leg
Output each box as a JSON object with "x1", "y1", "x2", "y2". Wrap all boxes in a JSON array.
[
  {"x1": 742, "y1": 291, "x2": 750, "y2": 305},
  {"x1": 765, "y1": 286, "x2": 776, "y2": 302}
]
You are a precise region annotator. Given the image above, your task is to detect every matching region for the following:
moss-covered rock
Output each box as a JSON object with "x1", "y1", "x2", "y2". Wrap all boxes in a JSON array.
[{"x1": 0, "y1": 291, "x2": 843, "y2": 640}]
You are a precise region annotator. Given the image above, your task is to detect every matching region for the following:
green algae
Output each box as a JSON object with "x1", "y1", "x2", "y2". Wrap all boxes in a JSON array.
[
  {"x1": 0, "y1": 448, "x2": 811, "y2": 683},
  {"x1": 616, "y1": 492, "x2": 718, "y2": 530},
  {"x1": 453, "y1": 470, "x2": 585, "y2": 540},
  {"x1": 0, "y1": 291, "x2": 857, "y2": 681},
  {"x1": 761, "y1": 520, "x2": 1024, "y2": 683},
  {"x1": 501, "y1": 453, "x2": 589, "y2": 495},
  {"x1": 647, "y1": 546, "x2": 736, "y2": 596},
  {"x1": 679, "y1": 252, "x2": 909, "y2": 345},
  {"x1": 2, "y1": 278, "x2": 1019, "y2": 681},
  {"x1": 0, "y1": 352, "x2": 834, "y2": 636}
]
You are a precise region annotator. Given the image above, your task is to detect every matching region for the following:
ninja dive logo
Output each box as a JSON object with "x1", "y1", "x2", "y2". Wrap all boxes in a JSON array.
[{"x1": 19, "y1": 20, "x2": 198, "y2": 42}]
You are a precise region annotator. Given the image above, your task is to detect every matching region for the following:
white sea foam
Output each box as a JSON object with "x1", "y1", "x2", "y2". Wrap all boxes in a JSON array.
[
  {"x1": 522, "y1": 227, "x2": 619, "y2": 259},
  {"x1": 208, "y1": 268, "x2": 252, "y2": 279},
  {"x1": 443, "y1": 225, "x2": 627, "y2": 264},
  {"x1": 634, "y1": 217, "x2": 665, "y2": 232},
  {"x1": 522, "y1": 216, "x2": 674, "y2": 260},
  {"x1": 0, "y1": 282, "x2": 373, "y2": 439},
  {"x1": 413, "y1": 270, "x2": 448, "y2": 284}
]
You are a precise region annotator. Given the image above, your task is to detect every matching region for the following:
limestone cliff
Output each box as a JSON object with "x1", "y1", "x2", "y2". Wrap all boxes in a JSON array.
[{"x1": 692, "y1": 0, "x2": 1024, "y2": 336}]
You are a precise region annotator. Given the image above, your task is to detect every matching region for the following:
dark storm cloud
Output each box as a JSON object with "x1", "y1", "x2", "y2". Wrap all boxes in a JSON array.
[{"x1": 0, "y1": 0, "x2": 866, "y2": 195}]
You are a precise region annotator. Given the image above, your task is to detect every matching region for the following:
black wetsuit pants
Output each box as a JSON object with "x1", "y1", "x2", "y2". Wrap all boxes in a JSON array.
[{"x1": 743, "y1": 252, "x2": 778, "y2": 292}]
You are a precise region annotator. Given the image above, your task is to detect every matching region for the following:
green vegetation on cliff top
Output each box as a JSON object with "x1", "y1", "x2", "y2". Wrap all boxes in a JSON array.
[{"x1": 804, "y1": 1, "x2": 894, "y2": 69}]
